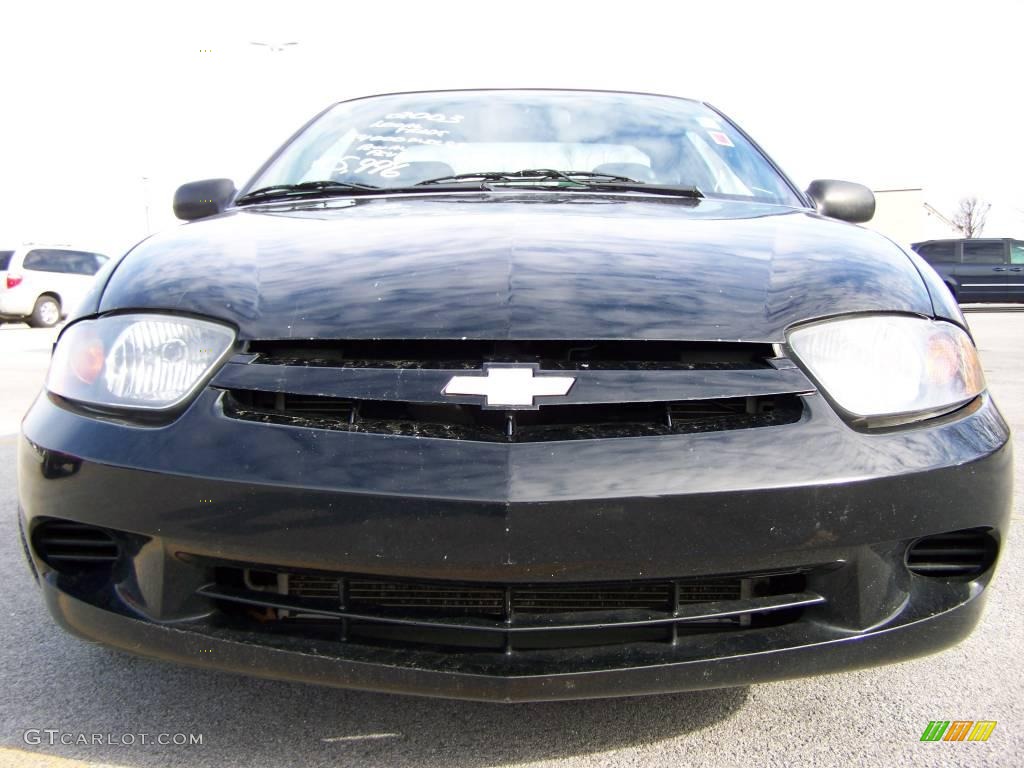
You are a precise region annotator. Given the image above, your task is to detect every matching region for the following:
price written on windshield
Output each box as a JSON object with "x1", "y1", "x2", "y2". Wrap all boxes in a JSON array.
[{"x1": 332, "y1": 112, "x2": 465, "y2": 178}]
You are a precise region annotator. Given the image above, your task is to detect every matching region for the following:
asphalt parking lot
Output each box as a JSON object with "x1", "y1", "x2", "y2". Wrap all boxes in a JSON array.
[{"x1": 0, "y1": 313, "x2": 1021, "y2": 768}]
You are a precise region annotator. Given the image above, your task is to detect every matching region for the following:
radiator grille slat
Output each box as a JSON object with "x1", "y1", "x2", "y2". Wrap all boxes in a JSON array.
[
  {"x1": 217, "y1": 339, "x2": 807, "y2": 442},
  {"x1": 247, "y1": 339, "x2": 776, "y2": 370},
  {"x1": 224, "y1": 392, "x2": 802, "y2": 442}
]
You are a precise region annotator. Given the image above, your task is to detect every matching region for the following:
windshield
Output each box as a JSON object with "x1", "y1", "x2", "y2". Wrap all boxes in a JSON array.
[{"x1": 245, "y1": 91, "x2": 802, "y2": 205}]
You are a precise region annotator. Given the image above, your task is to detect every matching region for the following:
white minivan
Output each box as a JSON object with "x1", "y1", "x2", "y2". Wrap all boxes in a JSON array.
[{"x1": 0, "y1": 246, "x2": 108, "y2": 327}]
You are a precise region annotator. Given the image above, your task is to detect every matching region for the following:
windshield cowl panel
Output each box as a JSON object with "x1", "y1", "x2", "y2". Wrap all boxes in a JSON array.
[{"x1": 242, "y1": 90, "x2": 803, "y2": 207}]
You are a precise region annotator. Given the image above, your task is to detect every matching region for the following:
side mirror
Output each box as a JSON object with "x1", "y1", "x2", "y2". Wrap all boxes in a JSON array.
[
  {"x1": 173, "y1": 178, "x2": 236, "y2": 221},
  {"x1": 806, "y1": 179, "x2": 875, "y2": 224}
]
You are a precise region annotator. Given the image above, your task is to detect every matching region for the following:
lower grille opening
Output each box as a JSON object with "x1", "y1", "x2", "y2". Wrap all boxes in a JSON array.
[
  {"x1": 200, "y1": 566, "x2": 818, "y2": 654},
  {"x1": 906, "y1": 528, "x2": 998, "y2": 578},
  {"x1": 31, "y1": 519, "x2": 120, "y2": 573},
  {"x1": 224, "y1": 392, "x2": 803, "y2": 442}
]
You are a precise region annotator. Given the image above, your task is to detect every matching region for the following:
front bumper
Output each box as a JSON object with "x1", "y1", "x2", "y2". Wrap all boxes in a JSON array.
[
  {"x1": 18, "y1": 389, "x2": 1013, "y2": 701},
  {"x1": 38, "y1": 572, "x2": 989, "y2": 702}
]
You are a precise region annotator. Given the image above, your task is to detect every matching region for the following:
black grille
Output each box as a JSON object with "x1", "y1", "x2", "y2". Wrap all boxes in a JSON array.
[
  {"x1": 200, "y1": 566, "x2": 818, "y2": 653},
  {"x1": 274, "y1": 394, "x2": 355, "y2": 416},
  {"x1": 247, "y1": 339, "x2": 775, "y2": 371},
  {"x1": 32, "y1": 520, "x2": 119, "y2": 571},
  {"x1": 347, "y1": 579, "x2": 505, "y2": 615},
  {"x1": 510, "y1": 583, "x2": 674, "y2": 613},
  {"x1": 219, "y1": 339, "x2": 809, "y2": 442},
  {"x1": 287, "y1": 573, "x2": 341, "y2": 599},
  {"x1": 906, "y1": 529, "x2": 997, "y2": 578},
  {"x1": 224, "y1": 392, "x2": 802, "y2": 442},
  {"x1": 324, "y1": 578, "x2": 744, "y2": 615}
]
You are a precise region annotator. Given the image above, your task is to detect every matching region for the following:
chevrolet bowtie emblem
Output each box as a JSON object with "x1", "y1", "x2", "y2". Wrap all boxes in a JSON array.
[{"x1": 443, "y1": 365, "x2": 575, "y2": 408}]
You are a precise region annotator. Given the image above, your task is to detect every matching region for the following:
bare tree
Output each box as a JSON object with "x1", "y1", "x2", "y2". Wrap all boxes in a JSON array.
[{"x1": 952, "y1": 197, "x2": 991, "y2": 238}]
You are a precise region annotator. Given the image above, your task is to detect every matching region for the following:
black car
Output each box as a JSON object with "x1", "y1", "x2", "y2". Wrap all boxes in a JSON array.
[
  {"x1": 18, "y1": 90, "x2": 1011, "y2": 702},
  {"x1": 912, "y1": 238, "x2": 1024, "y2": 303}
]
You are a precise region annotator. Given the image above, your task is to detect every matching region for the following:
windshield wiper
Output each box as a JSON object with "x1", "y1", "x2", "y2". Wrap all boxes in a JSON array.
[
  {"x1": 236, "y1": 171, "x2": 703, "y2": 205},
  {"x1": 416, "y1": 169, "x2": 638, "y2": 186},
  {"x1": 415, "y1": 169, "x2": 703, "y2": 198},
  {"x1": 575, "y1": 181, "x2": 703, "y2": 198},
  {"x1": 235, "y1": 180, "x2": 382, "y2": 205}
]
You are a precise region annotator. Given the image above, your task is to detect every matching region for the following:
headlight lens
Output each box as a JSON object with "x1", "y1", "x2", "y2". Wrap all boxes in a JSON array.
[
  {"x1": 787, "y1": 315, "x2": 984, "y2": 421},
  {"x1": 47, "y1": 314, "x2": 235, "y2": 410}
]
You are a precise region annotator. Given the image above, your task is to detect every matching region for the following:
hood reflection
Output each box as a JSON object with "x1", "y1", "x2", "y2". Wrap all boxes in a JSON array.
[{"x1": 101, "y1": 194, "x2": 932, "y2": 343}]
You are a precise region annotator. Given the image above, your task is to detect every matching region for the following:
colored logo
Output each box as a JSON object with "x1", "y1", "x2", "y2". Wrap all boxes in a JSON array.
[{"x1": 920, "y1": 721, "x2": 997, "y2": 742}]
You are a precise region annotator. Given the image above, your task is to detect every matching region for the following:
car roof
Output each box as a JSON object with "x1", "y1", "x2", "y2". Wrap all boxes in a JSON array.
[
  {"x1": 912, "y1": 238, "x2": 1005, "y2": 246},
  {"x1": 17, "y1": 244, "x2": 107, "y2": 253}
]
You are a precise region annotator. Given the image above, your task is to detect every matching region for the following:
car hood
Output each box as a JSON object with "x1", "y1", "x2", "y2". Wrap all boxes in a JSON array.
[{"x1": 99, "y1": 193, "x2": 933, "y2": 342}]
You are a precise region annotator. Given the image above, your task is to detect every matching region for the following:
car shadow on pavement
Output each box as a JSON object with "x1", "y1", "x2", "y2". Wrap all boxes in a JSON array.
[{"x1": 9, "y1": 646, "x2": 750, "y2": 767}]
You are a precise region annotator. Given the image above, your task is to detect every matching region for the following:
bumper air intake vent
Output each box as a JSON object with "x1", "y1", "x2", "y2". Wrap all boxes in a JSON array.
[
  {"x1": 906, "y1": 528, "x2": 997, "y2": 578},
  {"x1": 31, "y1": 519, "x2": 119, "y2": 572}
]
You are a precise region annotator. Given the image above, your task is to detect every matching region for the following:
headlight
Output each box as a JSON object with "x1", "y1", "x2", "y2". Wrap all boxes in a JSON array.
[
  {"x1": 787, "y1": 315, "x2": 985, "y2": 423},
  {"x1": 47, "y1": 314, "x2": 235, "y2": 411}
]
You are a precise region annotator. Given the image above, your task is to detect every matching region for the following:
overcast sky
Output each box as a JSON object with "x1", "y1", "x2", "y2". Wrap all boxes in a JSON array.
[{"x1": 2, "y1": 0, "x2": 1022, "y2": 254}]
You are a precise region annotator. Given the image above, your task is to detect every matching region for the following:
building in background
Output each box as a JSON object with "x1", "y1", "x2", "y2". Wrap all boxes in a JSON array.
[{"x1": 863, "y1": 188, "x2": 960, "y2": 247}]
